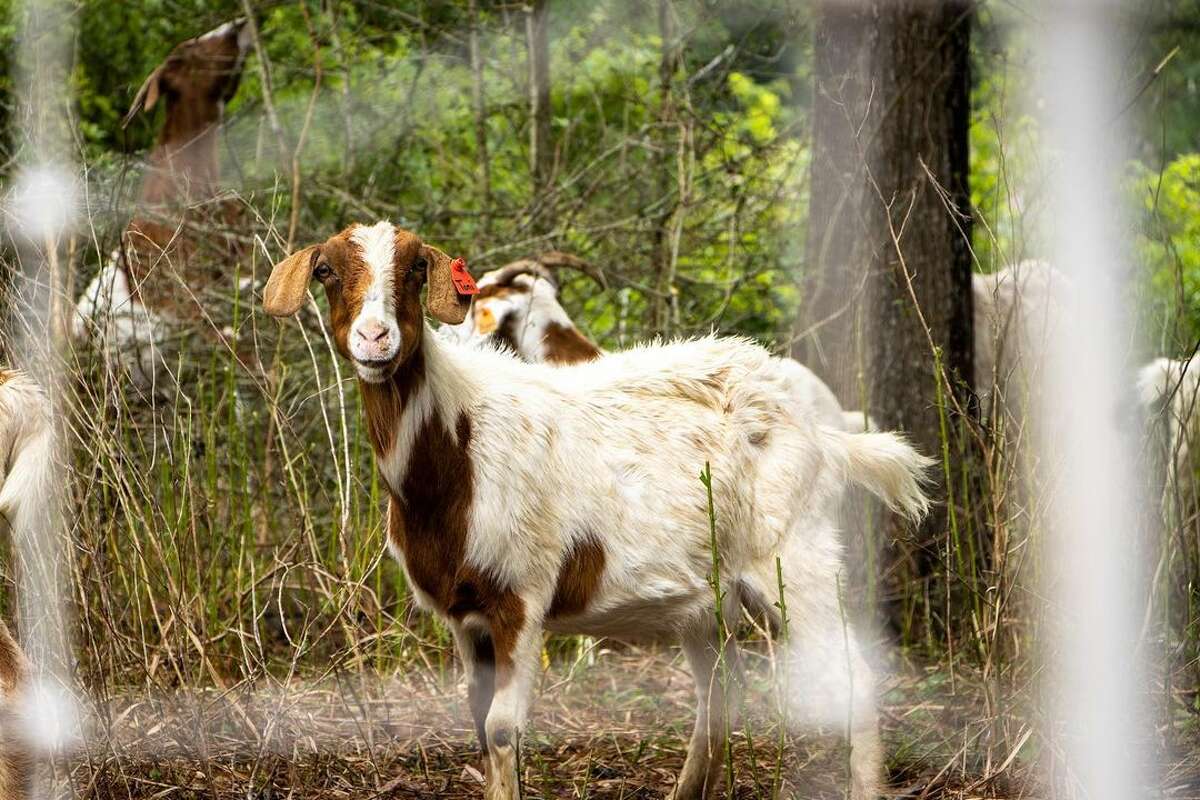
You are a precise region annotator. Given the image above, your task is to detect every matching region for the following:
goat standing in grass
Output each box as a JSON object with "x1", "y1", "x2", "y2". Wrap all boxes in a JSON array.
[
  {"x1": 263, "y1": 222, "x2": 933, "y2": 800},
  {"x1": 0, "y1": 369, "x2": 54, "y2": 800},
  {"x1": 73, "y1": 18, "x2": 253, "y2": 392}
]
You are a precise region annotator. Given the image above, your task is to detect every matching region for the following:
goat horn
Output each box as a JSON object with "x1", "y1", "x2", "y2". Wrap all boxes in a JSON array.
[{"x1": 535, "y1": 251, "x2": 608, "y2": 290}]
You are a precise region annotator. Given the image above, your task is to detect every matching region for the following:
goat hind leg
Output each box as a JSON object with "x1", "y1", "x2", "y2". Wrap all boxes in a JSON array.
[{"x1": 670, "y1": 624, "x2": 742, "y2": 800}]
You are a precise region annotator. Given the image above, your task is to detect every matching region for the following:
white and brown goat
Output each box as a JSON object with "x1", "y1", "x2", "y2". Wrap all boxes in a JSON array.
[
  {"x1": 448, "y1": 258, "x2": 874, "y2": 433},
  {"x1": 73, "y1": 19, "x2": 254, "y2": 391},
  {"x1": 444, "y1": 256, "x2": 603, "y2": 364},
  {"x1": 0, "y1": 369, "x2": 54, "y2": 800},
  {"x1": 263, "y1": 222, "x2": 933, "y2": 799}
]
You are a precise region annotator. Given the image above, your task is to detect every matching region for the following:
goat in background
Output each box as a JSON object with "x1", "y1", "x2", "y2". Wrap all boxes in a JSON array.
[
  {"x1": 73, "y1": 18, "x2": 254, "y2": 393},
  {"x1": 447, "y1": 257, "x2": 876, "y2": 433}
]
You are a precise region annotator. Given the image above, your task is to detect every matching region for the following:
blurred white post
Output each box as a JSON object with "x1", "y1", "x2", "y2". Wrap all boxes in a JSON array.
[
  {"x1": 1034, "y1": 2, "x2": 1148, "y2": 798},
  {"x1": 6, "y1": 0, "x2": 81, "y2": 789}
]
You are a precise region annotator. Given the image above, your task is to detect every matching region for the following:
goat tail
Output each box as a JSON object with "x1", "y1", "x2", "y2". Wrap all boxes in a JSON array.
[{"x1": 821, "y1": 426, "x2": 934, "y2": 522}]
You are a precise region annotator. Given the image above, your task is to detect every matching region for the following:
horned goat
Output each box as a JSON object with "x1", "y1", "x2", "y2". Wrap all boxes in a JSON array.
[{"x1": 449, "y1": 257, "x2": 875, "y2": 433}]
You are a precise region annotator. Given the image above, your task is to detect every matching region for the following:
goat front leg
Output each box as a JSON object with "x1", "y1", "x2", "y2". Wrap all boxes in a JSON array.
[
  {"x1": 671, "y1": 623, "x2": 743, "y2": 800},
  {"x1": 483, "y1": 617, "x2": 542, "y2": 800},
  {"x1": 452, "y1": 624, "x2": 496, "y2": 780}
]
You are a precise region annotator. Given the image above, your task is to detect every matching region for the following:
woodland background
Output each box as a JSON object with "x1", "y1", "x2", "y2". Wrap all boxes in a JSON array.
[{"x1": 0, "y1": 1, "x2": 1198, "y2": 797}]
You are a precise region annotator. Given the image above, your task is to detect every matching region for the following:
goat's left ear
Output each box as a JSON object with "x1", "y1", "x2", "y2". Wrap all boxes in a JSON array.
[
  {"x1": 423, "y1": 245, "x2": 476, "y2": 325},
  {"x1": 263, "y1": 245, "x2": 319, "y2": 318},
  {"x1": 123, "y1": 65, "x2": 165, "y2": 128}
]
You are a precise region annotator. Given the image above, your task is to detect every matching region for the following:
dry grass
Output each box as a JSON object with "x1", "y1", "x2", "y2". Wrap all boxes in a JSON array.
[
  {"x1": 58, "y1": 646, "x2": 1059, "y2": 799},
  {"x1": 48, "y1": 642, "x2": 1200, "y2": 798}
]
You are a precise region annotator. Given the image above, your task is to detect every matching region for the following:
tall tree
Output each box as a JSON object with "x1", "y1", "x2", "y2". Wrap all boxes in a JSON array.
[
  {"x1": 469, "y1": 0, "x2": 492, "y2": 238},
  {"x1": 796, "y1": 1, "x2": 975, "y2": 625},
  {"x1": 793, "y1": 3, "x2": 877, "y2": 406},
  {"x1": 650, "y1": 0, "x2": 681, "y2": 336},
  {"x1": 525, "y1": 0, "x2": 552, "y2": 237}
]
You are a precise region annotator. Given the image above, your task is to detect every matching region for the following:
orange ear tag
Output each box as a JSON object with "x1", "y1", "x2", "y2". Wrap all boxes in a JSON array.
[{"x1": 451, "y1": 257, "x2": 479, "y2": 296}]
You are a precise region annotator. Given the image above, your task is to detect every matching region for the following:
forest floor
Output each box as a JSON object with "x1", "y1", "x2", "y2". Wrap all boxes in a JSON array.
[{"x1": 58, "y1": 644, "x2": 1200, "y2": 799}]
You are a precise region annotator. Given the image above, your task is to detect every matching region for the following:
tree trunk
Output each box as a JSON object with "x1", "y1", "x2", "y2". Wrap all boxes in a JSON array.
[
  {"x1": 799, "y1": 1, "x2": 975, "y2": 631},
  {"x1": 650, "y1": 0, "x2": 681, "y2": 337},
  {"x1": 525, "y1": 0, "x2": 552, "y2": 237},
  {"x1": 792, "y1": 3, "x2": 879, "y2": 406}
]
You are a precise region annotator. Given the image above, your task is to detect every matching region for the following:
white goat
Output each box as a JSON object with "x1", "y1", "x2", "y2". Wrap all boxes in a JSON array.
[
  {"x1": 1138, "y1": 357, "x2": 1200, "y2": 500},
  {"x1": 263, "y1": 222, "x2": 933, "y2": 800},
  {"x1": 972, "y1": 259, "x2": 1068, "y2": 423}
]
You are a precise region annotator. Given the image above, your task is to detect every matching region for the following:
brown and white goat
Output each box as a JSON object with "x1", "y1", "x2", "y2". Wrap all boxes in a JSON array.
[
  {"x1": 444, "y1": 257, "x2": 600, "y2": 364},
  {"x1": 73, "y1": 19, "x2": 253, "y2": 390},
  {"x1": 447, "y1": 258, "x2": 874, "y2": 432},
  {"x1": 263, "y1": 221, "x2": 933, "y2": 800},
  {"x1": 0, "y1": 369, "x2": 53, "y2": 800}
]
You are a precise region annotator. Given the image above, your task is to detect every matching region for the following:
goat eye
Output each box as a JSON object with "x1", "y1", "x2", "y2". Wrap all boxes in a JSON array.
[
  {"x1": 313, "y1": 263, "x2": 332, "y2": 280},
  {"x1": 413, "y1": 257, "x2": 428, "y2": 274}
]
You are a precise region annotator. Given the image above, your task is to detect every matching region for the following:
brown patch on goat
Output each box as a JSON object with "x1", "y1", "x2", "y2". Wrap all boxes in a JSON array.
[
  {"x1": 136, "y1": 22, "x2": 249, "y2": 207},
  {"x1": 548, "y1": 535, "x2": 606, "y2": 619},
  {"x1": 315, "y1": 232, "x2": 373, "y2": 361},
  {"x1": 0, "y1": 620, "x2": 24, "y2": 698},
  {"x1": 117, "y1": 21, "x2": 251, "y2": 324},
  {"x1": 492, "y1": 313, "x2": 522, "y2": 357},
  {"x1": 543, "y1": 322, "x2": 602, "y2": 365},
  {"x1": 384, "y1": 411, "x2": 526, "y2": 684},
  {"x1": 475, "y1": 283, "x2": 529, "y2": 301}
]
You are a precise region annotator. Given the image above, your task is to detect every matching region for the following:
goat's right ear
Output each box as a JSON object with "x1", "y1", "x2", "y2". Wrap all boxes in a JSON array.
[
  {"x1": 263, "y1": 246, "x2": 319, "y2": 318},
  {"x1": 123, "y1": 65, "x2": 164, "y2": 128}
]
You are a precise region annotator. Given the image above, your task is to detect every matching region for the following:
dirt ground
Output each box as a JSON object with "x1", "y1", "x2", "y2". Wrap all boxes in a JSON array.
[{"x1": 56, "y1": 644, "x2": 1199, "y2": 799}]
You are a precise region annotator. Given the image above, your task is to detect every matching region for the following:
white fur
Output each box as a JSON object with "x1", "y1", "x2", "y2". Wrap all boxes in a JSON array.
[
  {"x1": 973, "y1": 259, "x2": 1068, "y2": 418},
  {"x1": 384, "y1": 329, "x2": 933, "y2": 621},
  {"x1": 72, "y1": 258, "x2": 172, "y2": 393},
  {"x1": 199, "y1": 20, "x2": 235, "y2": 41},
  {"x1": 1138, "y1": 356, "x2": 1200, "y2": 496},
  {"x1": 199, "y1": 18, "x2": 251, "y2": 54},
  {"x1": 0, "y1": 371, "x2": 51, "y2": 800},
  {"x1": 348, "y1": 222, "x2": 400, "y2": 380},
  {"x1": 0, "y1": 372, "x2": 53, "y2": 539},
  {"x1": 449, "y1": 265, "x2": 876, "y2": 432}
]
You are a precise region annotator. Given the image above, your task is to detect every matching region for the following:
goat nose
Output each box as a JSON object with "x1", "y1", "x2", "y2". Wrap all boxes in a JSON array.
[{"x1": 356, "y1": 321, "x2": 388, "y2": 343}]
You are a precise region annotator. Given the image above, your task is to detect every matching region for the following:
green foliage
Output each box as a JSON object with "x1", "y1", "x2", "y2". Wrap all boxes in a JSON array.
[
  {"x1": 1130, "y1": 153, "x2": 1200, "y2": 351},
  {"x1": 41, "y1": 0, "x2": 833, "y2": 352},
  {"x1": 968, "y1": 66, "x2": 1044, "y2": 273}
]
